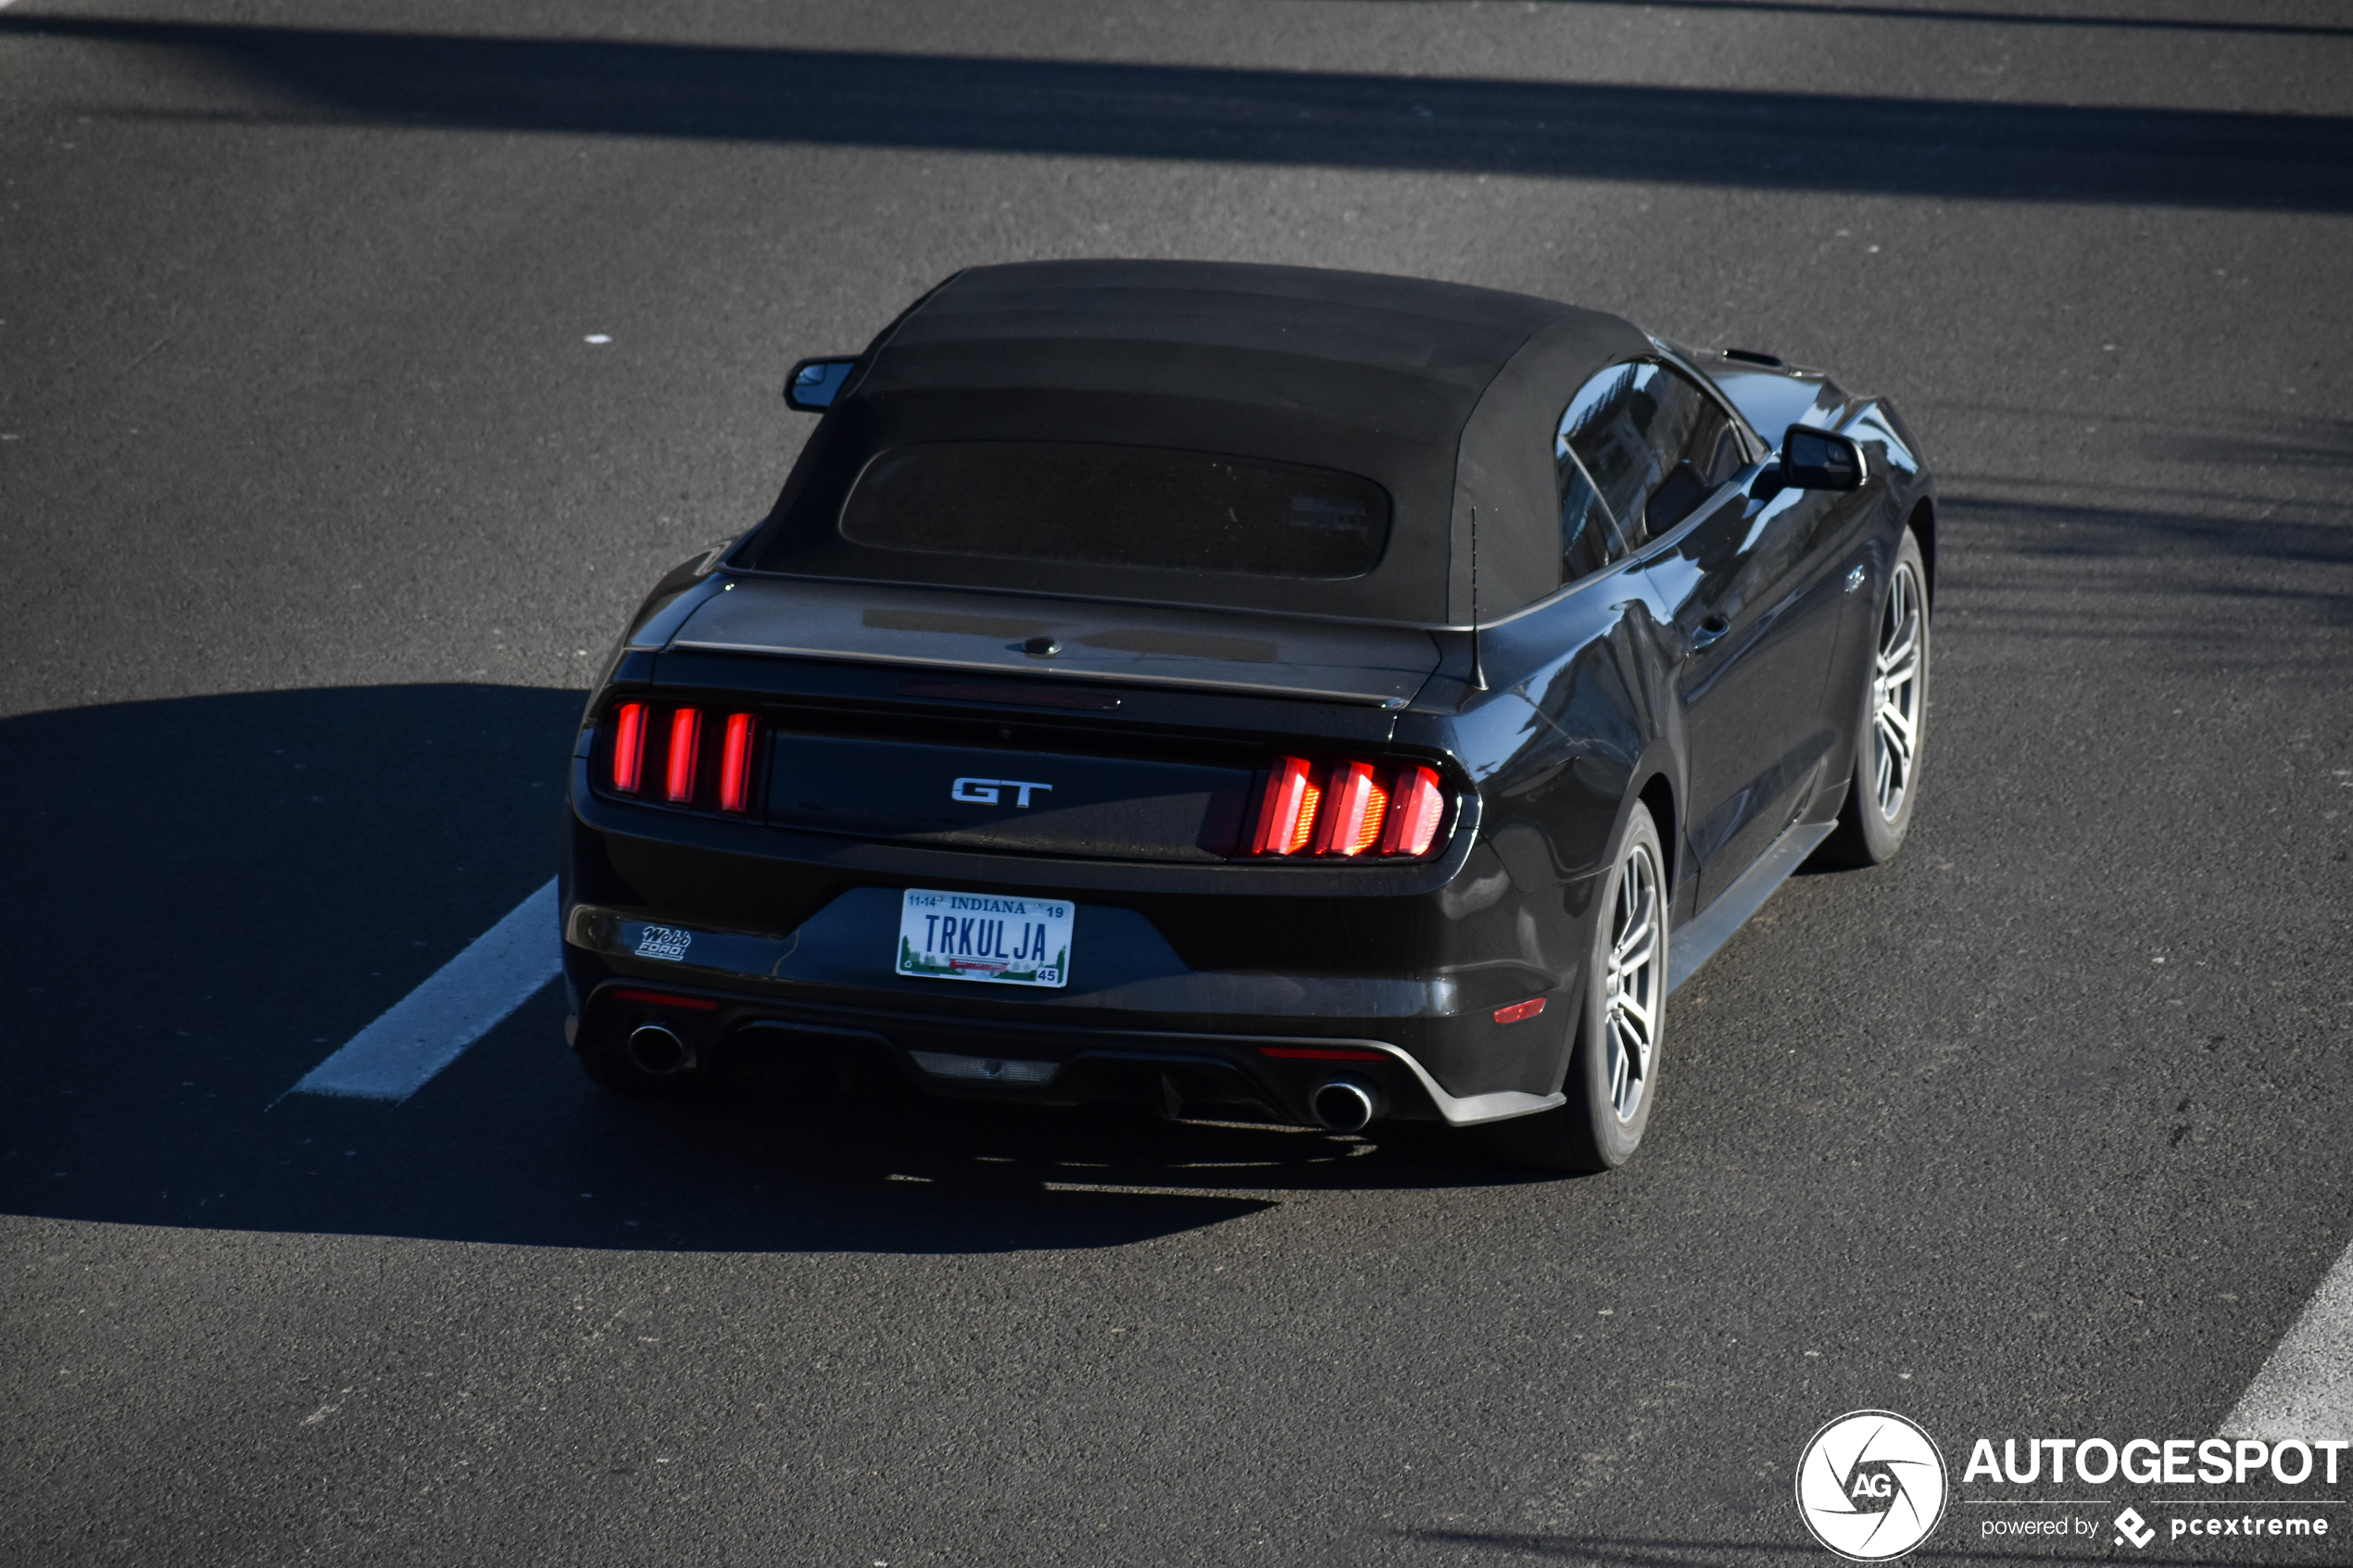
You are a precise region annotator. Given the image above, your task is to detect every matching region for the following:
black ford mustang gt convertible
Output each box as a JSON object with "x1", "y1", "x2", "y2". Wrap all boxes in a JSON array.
[{"x1": 559, "y1": 260, "x2": 1933, "y2": 1171}]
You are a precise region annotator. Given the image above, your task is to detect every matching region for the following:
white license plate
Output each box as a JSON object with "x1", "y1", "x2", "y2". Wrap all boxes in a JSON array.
[{"x1": 896, "y1": 888, "x2": 1072, "y2": 988}]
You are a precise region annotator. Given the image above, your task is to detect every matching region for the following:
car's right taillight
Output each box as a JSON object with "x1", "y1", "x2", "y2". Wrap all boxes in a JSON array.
[{"x1": 1249, "y1": 758, "x2": 1448, "y2": 859}]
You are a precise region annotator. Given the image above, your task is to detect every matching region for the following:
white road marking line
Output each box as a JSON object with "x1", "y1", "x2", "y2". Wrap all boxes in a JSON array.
[
  {"x1": 2221, "y1": 1236, "x2": 2353, "y2": 1438},
  {"x1": 286, "y1": 879, "x2": 560, "y2": 1102}
]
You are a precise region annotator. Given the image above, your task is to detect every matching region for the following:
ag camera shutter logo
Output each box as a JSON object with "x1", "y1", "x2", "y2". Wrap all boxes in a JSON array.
[{"x1": 1796, "y1": 1411, "x2": 1949, "y2": 1561}]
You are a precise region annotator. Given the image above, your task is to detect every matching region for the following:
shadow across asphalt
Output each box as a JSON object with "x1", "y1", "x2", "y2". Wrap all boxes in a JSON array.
[
  {"x1": 0, "y1": 684, "x2": 1533, "y2": 1257},
  {"x1": 1359, "y1": 0, "x2": 2353, "y2": 42},
  {"x1": 8, "y1": 15, "x2": 2352, "y2": 211},
  {"x1": 1930, "y1": 401, "x2": 2353, "y2": 662}
]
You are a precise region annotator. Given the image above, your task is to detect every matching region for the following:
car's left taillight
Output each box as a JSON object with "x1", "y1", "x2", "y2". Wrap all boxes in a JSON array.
[{"x1": 603, "y1": 700, "x2": 758, "y2": 815}]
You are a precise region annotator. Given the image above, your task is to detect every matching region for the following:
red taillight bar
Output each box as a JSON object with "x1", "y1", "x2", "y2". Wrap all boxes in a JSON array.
[
  {"x1": 665, "y1": 708, "x2": 702, "y2": 803},
  {"x1": 1379, "y1": 765, "x2": 1446, "y2": 858},
  {"x1": 718, "y1": 712, "x2": 756, "y2": 812},
  {"x1": 1252, "y1": 756, "x2": 1318, "y2": 856},
  {"x1": 1312, "y1": 759, "x2": 1388, "y2": 858},
  {"x1": 610, "y1": 702, "x2": 647, "y2": 793},
  {"x1": 1493, "y1": 996, "x2": 1546, "y2": 1025}
]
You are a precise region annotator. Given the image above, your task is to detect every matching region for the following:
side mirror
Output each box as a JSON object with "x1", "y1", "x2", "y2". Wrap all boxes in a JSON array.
[
  {"x1": 785, "y1": 357, "x2": 858, "y2": 410},
  {"x1": 1777, "y1": 425, "x2": 1867, "y2": 491}
]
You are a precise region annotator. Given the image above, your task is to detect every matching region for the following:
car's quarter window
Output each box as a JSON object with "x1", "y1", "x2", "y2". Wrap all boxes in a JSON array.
[
  {"x1": 1557, "y1": 451, "x2": 1622, "y2": 583},
  {"x1": 838, "y1": 442, "x2": 1392, "y2": 580},
  {"x1": 1688, "y1": 401, "x2": 1747, "y2": 486},
  {"x1": 1555, "y1": 360, "x2": 1745, "y2": 581},
  {"x1": 1643, "y1": 382, "x2": 1745, "y2": 538}
]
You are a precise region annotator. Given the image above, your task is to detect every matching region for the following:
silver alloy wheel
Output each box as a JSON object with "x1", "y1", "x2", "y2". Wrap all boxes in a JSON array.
[
  {"x1": 1602, "y1": 836, "x2": 1663, "y2": 1123},
  {"x1": 1870, "y1": 560, "x2": 1924, "y2": 822}
]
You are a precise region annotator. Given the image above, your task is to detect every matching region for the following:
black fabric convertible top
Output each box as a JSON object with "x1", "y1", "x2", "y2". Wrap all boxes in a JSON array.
[{"x1": 736, "y1": 260, "x2": 1654, "y2": 625}]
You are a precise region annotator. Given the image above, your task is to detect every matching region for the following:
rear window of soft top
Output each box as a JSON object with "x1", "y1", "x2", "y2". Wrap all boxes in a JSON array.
[{"x1": 837, "y1": 441, "x2": 1391, "y2": 581}]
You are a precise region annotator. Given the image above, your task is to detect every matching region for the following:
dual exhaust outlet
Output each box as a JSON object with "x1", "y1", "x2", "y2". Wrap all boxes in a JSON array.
[
  {"x1": 626, "y1": 1023, "x2": 696, "y2": 1078},
  {"x1": 1308, "y1": 1076, "x2": 1383, "y2": 1135}
]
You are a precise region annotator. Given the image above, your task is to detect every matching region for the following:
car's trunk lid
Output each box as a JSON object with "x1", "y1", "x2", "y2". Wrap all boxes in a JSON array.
[{"x1": 663, "y1": 575, "x2": 1442, "y2": 709}]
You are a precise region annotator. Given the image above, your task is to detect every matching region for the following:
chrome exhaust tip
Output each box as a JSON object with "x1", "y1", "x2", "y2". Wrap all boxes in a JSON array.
[
  {"x1": 1310, "y1": 1077, "x2": 1382, "y2": 1134},
  {"x1": 625, "y1": 1023, "x2": 695, "y2": 1078}
]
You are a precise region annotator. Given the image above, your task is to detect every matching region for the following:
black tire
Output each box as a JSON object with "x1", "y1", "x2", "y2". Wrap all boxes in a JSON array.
[
  {"x1": 1482, "y1": 802, "x2": 1667, "y2": 1173},
  {"x1": 1817, "y1": 527, "x2": 1930, "y2": 869}
]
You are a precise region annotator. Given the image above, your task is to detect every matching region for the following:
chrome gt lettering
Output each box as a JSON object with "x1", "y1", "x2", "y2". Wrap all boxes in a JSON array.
[{"x1": 950, "y1": 776, "x2": 1053, "y2": 807}]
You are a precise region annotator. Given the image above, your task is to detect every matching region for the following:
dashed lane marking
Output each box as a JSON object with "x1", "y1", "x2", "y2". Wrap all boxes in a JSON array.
[
  {"x1": 2221, "y1": 1235, "x2": 2353, "y2": 1438},
  {"x1": 285, "y1": 879, "x2": 560, "y2": 1103}
]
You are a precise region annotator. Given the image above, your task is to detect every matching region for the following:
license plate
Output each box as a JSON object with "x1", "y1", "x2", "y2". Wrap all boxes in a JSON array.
[{"x1": 896, "y1": 888, "x2": 1072, "y2": 988}]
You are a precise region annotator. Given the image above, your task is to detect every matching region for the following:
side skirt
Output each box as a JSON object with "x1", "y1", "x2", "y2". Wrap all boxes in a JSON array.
[{"x1": 1666, "y1": 819, "x2": 1838, "y2": 994}]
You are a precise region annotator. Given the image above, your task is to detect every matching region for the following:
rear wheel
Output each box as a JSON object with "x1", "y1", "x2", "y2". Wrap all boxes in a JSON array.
[
  {"x1": 1483, "y1": 802, "x2": 1666, "y2": 1173},
  {"x1": 1818, "y1": 529, "x2": 1929, "y2": 868}
]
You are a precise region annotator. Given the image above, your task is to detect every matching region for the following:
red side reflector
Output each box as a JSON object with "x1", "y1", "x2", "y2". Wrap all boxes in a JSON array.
[
  {"x1": 1252, "y1": 756, "x2": 1319, "y2": 856},
  {"x1": 1259, "y1": 1046, "x2": 1391, "y2": 1062},
  {"x1": 1379, "y1": 765, "x2": 1446, "y2": 858},
  {"x1": 1493, "y1": 996, "x2": 1547, "y2": 1025},
  {"x1": 718, "y1": 712, "x2": 756, "y2": 812},
  {"x1": 1312, "y1": 760, "x2": 1389, "y2": 858},
  {"x1": 665, "y1": 708, "x2": 702, "y2": 802},
  {"x1": 610, "y1": 702, "x2": 647, "y2": 793},
  {"x1": 608, "y1": 987, "x2": 721, "y2": 1011}
]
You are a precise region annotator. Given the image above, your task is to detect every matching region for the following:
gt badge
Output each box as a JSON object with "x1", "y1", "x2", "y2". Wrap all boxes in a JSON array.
[{"x1": 950, "y1": 777, "x2": 1053, "y2": 808}]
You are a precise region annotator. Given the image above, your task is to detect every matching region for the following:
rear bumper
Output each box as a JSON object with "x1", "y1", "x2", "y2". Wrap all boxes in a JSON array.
[{"x1": 562, "y1": 899, "x2": 1567, "y2": 1127}]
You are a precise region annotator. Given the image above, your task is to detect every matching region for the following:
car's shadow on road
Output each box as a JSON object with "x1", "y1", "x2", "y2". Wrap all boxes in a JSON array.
[{"x1": 0, "y1": 684, "x2": 1551, "y2": 1258}]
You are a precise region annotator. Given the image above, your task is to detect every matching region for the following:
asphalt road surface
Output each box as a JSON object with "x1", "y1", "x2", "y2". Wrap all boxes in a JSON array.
[{"x1": 4, "y1": 3, "x2": 2350, "y2": 1563}]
